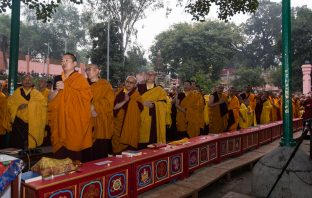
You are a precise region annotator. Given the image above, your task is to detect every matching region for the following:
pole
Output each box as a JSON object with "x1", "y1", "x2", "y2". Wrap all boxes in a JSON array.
[
  {"x1": 8, "y1": 0, "x2": 21, "y2": 95},
  {"x1": 280, "y1": 0, "x2": 296, "y2": 147},
  {"x1": 107, "y1": 20, "x2": 110, "y2": 81}
]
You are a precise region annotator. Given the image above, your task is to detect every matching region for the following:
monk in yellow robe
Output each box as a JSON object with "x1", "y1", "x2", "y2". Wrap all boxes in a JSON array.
[
  {"x1": 86, "y1": 64, "x2": 115, "y2": 159},
  {"x1": 112, "y1": 76, "x2": 143, "y2": 154},
  {"x1": 0, "y1": 90, "x2": 10, "y2": 135},
  {"x1": 39, "y1": 79, "x2": 50, "y2": 100},
  {"x1": 238, "y1": 97, "x2": 249, "y2": 129},
  {"x1": 138, "y1": 70, "x2": 167, "y2": 148},
  {"x1": 208, "y1": 85, "x2": 228, "y2": 134},
  {"x1": 48, "y1": 53, "x2": 93, "y2": 162},
  {"x1": 204, "y1": 94, "x2": 210, "y2": 133},
  {"x1": 165, "y1": 95, "x2": 172, "y2": 128},
  {"x1": 260, "y1": 93, "x2": 273, "y2": 124},
  {"x1": 226, "y1": 87, "x2": 240, "y2": 131},
  {"x1": 7, "y1": 75, "x2": 47, "y2": 149},
  {"x1": 176, "y1": 81, "x2": 201, "y2": 138}
]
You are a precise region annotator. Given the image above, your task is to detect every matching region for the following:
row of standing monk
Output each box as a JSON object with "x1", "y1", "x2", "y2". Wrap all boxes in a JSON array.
[{"x1": 0, "y1": 52, "x2": 303, "y2": 163}]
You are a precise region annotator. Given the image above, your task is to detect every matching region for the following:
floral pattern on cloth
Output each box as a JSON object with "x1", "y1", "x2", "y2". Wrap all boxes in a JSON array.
[{"x1": 0, "y1": 159, "x2": 24, "y2": 194}]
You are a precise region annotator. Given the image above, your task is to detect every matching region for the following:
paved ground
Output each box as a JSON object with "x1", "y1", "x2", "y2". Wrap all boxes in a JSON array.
[{"x1": 198, "y1": 139, "x2": 311, "y2": 198}]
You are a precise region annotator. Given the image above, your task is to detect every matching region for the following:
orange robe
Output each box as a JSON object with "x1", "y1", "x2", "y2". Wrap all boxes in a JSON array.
[
  {"x1": 49, "y1": 72, "x2": 93, "y2": 152},
  {"x1": 209, "y1": 93, "x2": 228, "y2": 134},
  {"x1": 112, "y1": 89, "x2": 143, "y2": 153},
  {"x1": 91, "y1": 79, "x2": 115, "y2": 140},
  {"x1": 227, "y1": 95, "x2": 240, "y2": 131}
]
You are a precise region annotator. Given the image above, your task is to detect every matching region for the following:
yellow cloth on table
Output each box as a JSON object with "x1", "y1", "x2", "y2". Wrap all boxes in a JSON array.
[
  {"x1": 168, "y1": 138, "x2": 189, "y2": 145},
  {"x1": 31, "y1": 157, "x2": 77, "y2": 177}
]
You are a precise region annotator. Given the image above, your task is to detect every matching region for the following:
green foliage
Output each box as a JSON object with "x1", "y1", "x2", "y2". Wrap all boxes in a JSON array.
[
  {"x1": 89, "y1": 21, "x2": 146, "y2": 86},
  {"x1": 0, "y1": 0, "x2": 83, "y2": 22},
  {"x1": 268, "y1": 66, "x2": 281, "y2": 88},
  {"x1": 191, "y1": 70, "x2": 215, "y2": 94},
  {"x1": 240, "y1": 0, "x2": 282, "y2": 69},
  {"x1": 290, "y1": 6, "x2": 312, "y2": 92},
  {"x1": 125, "y1": 46, "x2": 147, "y2": 75},
  {"x1": 231, "y1": 67, "x2": 265, "y2": 90},
  {"x1": 150, "y1": 21, "x2": 243, "y2": 82},
  {"x1": 185, "y1": 0, "x2": 259, "y2": 21}
]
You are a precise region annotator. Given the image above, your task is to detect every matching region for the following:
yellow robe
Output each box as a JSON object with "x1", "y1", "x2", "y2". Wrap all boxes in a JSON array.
[
  {"x1": 239, "y1": 103, "x2": 249, "y2": 129},
  {"x1": 91, "y1": 79, "x2": 115, "y2": 140},
  {"x1": 165, "y1": 96, "x2": 172, "y2": 127},
  {"x1": 260, "y1": 99, "x2": 272, "y2": 124},
  {"x1": 209, "y1": 93, "x2": 228, "y2": 134},
  {"x1": 40, "y1": 88, "x2": 50, "y2": 101},
  {"x1": 227, "y1": 95, "x2": 240, "y2": 131},
  {"x1": 7, "y1": 88, "x2": 47, "y2": 148},
  {"x1": 204, "y1": 95, "x2": 210, "y2": 126},
  {"x1": 49, "y1": 72, "x2": 93, "y2": 152},
  {"x1": 112, "y1": 89, "x2": 143, "y2": 154},
  {"x1": 247, "y1": 93, "x2": 256, "y2": 111},
  {"x1": 0, "y1": 92, "x2": 11, "y2": 134},
  {"x1": 176, "y1": 91, "x2": 202, "y2": 138},
  {"x1": 139, "y1": 86, "x2": 167, "y2": 143}
]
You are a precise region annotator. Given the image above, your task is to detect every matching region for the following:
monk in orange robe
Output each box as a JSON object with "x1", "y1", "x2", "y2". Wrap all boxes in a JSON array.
[
  {"x1": 112, "y1": 76, "x2": 143, "y2": 154},
  {"x1": 245, "y1": 85, "x2": 256, "y2": 112},
  {"x1": 208, "y1": 85, "x2": 228, "y2": 134},
  {"x1": 226, "y1": 87, "x2": 240, "y2": 131},
  {"x1": 48, "y1": 53, "x2": 93, "y2": 162},
  {"x1": 86, "y1": 64, "x2": 115, "y2": 159}
]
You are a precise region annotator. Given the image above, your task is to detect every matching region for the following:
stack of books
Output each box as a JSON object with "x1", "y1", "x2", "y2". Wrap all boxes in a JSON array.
[{"x1": 21, "y1": 171, "x2": 42, "y2": 183}]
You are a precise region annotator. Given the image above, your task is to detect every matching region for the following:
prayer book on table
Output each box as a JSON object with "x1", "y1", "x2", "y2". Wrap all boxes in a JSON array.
[{"x1": 21, "y1": 171, "x2": 42, "y2": 183}]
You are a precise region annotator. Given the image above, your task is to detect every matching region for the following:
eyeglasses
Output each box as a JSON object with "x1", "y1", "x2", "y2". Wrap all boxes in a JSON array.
[{"x1": 125, "y1": 80, "x2": 136, "y2": 84}]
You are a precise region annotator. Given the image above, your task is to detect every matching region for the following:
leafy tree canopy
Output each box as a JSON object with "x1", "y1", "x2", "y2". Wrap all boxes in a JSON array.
[
  {"x1": 231, "y1": 67, "x2": 265, "y2": 90},
  {"x1": 1, "y1": 0, "x2": 259, "y2": 22}
]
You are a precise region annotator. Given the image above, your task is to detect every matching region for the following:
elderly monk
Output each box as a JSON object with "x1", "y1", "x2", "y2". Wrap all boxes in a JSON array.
[
  {"x1": 112, "y1": 76, "x2": 143, "y2": 154},
  {"x1": 226, "y1": 87, "x2": 240, "y2": 131},
  {"x1": 137, "y1": 70, "x2": 167, "y2": 148},
  {"x1": 175, "y1": 81, "x2": 202, "y2": 138},
  {"x1": 7, "y1": 75, "x2": 47, "y2": 149},
  {"x1": 48, "y1": 53, "x2": 93, "y2": 162},
  {"x1": 208, "y1": 85, "x2": 228, "y2": 134},
  {"x1": 86, "y1": 64, "x2": 115, "y2": 159}
]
